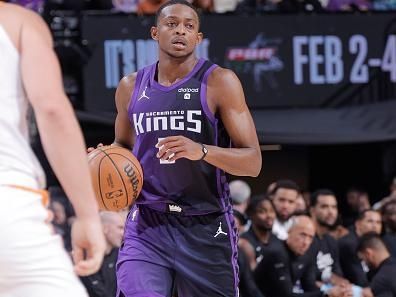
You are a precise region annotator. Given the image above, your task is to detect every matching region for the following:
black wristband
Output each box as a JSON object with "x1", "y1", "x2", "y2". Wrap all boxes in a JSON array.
[{"x1": 199, "y1": 143, "x2": 208, "y2": 160}]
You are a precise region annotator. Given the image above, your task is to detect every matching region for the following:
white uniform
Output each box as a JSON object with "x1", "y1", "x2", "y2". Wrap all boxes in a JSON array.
[{"x1": 0, "y1": 25, "x2": 87, "y2": 297}]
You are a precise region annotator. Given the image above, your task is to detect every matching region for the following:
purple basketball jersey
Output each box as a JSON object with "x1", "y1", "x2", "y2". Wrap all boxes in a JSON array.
[{"x1": 128, "y1": 59, "x2": 231, "y2": 215}]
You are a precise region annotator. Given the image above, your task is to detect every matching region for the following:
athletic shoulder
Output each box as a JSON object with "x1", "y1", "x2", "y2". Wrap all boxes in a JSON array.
[
  {"x1": 207, "y1": 66, "x2": 240, "y2": 86},
  {"x1": 115, "y1": 73, "x2": 138, "y2": 111},
  {"x1": 1, "y1": 3, "x2": 52, "y2": 50},
  {"x1": 9, "y1": 4, "x2": 52, "y2": 40},
  {"x1": 206, "y1": 66, "x2": 245, "y2": 110}
]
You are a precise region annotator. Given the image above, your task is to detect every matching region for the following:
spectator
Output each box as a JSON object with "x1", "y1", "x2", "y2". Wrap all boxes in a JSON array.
[
  {"x1": 138, "y1": 0, "x2": 169, "y2": 15},
  {"x1": 295, "y1": 193, "x2": 308, "y2": 215},
  {"x1": 357, "y1": 233, "x2": 396, "y2": 297},
  {"x1": 233, "y1": 209, "x2": 249, "y2": 234},
  {"x1": 112, "y1": 0, "x2": 139, "y2": 12},
  {"x1": 8, "y1": 0, "x2": 44, "y2": 12},
  {"x1": 343, "y1": 187, "x2": 371, "y2": 227},
  {"x1": 254, "y1": 216, "x2": 348, "y2": 297},
  {"x1": 80, "y1": 211, "x2": 126, "y2": 297},
  {"x1": 266, "y1": 182, "x2": 277, "y2": 195},
  {"x1": 279, "y1": 0, "x2": 324, "y2": 12},
  {"x1": 236, "y1": 0, "x2": 281, "y2": 13},
  {"x1": 192, "y1": 0, "x2": 213, "y2": 12},
  {"x1": 50, "y1": 199, "x2": 72, "y2": 252},
  {"x1": 339, "y1": 210, "x2": 382, "y2": 287},
  {"x1": 328, "y1": 216, "x2": 349, "y2": 240},
  {"x1": 326, "y1": 0, "x2": 371, "y2": 11},
  {"x1": 238, "y1": 249, "x2": 265, "y2": 297},
  {"x1": 373, "y1": 177, "x2": 396, "y2": 211},
  {"x1": 309, "y1": 189, "x2": 347, "y2": 286},
  {"x1": 230, "y1": 179, "x2": 252, "y2": 215},
  {"x1": 270, "y1": 179, "x2": 300, "y2": 240},
  {"x1": 212, "y1": 0, "x2": 239, "y2": 13},
  {"x1": 382, "y1": 201, "x2": 396, "y2": 257},
  {"x1": 44, "y1": 0, "x2": 86, "y2": 12},
  {"x1": 239, "y1": 195, "x2": 277, "y2": 270}
]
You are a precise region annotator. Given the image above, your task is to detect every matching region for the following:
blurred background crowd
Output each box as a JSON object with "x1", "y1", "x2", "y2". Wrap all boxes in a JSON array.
[
  {"x1": 5, "y1": 0, "x2": 396, "y2": 16},
  {"x1": 42, "y1": 176, "x2": 396, "y2": 297},
  {"x1": 5, "y1": 0, "x2": 396, "y2": 296}
]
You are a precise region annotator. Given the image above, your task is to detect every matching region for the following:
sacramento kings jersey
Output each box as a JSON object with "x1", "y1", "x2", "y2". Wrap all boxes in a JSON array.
[{"x1": 128, "y1": 58, "x2": 231, "y2": 215}]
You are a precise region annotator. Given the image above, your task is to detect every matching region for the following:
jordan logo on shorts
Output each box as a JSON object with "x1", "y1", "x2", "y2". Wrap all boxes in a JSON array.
[
  {"x1": 138, "y1": 86, "x2": 149, "y2": 101},
  {"x1": 131, "y1": 209, "x2": 138, "y2": 221},
  {"x1": 214, "y1": 222, "x2": 228, "y2": 237}
]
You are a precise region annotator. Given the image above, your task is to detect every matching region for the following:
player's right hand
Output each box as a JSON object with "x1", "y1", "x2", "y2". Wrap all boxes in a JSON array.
[
  {"x1": 87, "y1": 143, "x2": 104, "y2": 153},
  {"x1": 71, "y1": 216, "x2": 106, "y2": 276}
]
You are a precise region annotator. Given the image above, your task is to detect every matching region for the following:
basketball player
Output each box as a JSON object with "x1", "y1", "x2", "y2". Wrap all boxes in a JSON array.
[
  {"x1": 0, "y1": 3, "x2": 106, "y2": 297},
  {"x1": 111, "y1": 1, "x2": 262, "y2": 296}
]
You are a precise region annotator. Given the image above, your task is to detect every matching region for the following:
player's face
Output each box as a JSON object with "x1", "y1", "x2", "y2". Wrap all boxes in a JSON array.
[
  {"x1": 151, "y1": 4, "x2": 203, "y2": 58},
  {"x1": 253, "y1": 200, "x2": 275, "y2": 231},
  {"x1": 272, "y1": 188, "x2": 298, "y2": 221},
  {"x1": 311, "y1": 195, "x2": 338, "y2": 228},
  {"x1": 356, "y1": 211, "x2": 382, "y2": 235}
]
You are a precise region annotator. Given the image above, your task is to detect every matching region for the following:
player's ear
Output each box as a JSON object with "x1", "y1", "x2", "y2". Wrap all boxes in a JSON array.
[
  {"x1": 196, "y1": 32, "x2": 203, "y2": 45},
  {"x1": 151, "y1": 26, "x2": 159, "y2": 41}
]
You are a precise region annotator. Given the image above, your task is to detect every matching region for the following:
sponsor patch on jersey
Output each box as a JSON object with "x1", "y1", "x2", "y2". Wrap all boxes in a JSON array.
[{"x1": 176, "y1": 87, "x2": 200, "y2": 100}]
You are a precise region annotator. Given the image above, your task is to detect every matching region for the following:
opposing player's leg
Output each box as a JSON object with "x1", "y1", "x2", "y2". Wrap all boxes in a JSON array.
[
  {"x1": 116, "y1": 206, "x2": 176, "y2": 297},
  {"x1": 0, "y1": 186, "x2": 88, "y2": 297},
  {"x1": 174, "y1": 212, "x2": 239, "y2": 297}
]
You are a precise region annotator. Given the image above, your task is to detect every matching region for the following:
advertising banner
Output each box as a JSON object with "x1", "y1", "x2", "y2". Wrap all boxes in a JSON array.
[{"x1": 81, "y1": 13, "x2": 396, "y2": 112}]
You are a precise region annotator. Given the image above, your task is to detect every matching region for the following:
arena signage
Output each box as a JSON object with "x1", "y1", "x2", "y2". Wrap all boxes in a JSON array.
[{"x1": 81, "y1": 13, "x2": 396, "y2": 112}]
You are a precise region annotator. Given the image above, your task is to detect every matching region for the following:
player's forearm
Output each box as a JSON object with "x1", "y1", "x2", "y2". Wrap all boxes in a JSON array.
[
  {"x1": 34, "y1": 101, "x2": 99, "y2": 218},
  {"x1": 203, "y1": 145, "x2": 262, "y2": 177}
]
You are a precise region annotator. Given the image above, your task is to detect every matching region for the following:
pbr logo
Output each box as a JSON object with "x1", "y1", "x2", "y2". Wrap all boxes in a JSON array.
[{"x1": 225, "y1": 33, "x2": 284, "y2": 91}]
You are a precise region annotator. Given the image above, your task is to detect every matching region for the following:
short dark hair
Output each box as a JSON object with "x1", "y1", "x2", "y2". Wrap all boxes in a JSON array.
[
  {"x1": 356, "y1": 209, "x2": 380, "y2": 221},
  {"x1": 233, "y1": 209, "x2": 248, "y2": 226},
  {"x1": 310, "y1": 189, "x2": 336, "y2": 207},
  {"x1": 357, "y1": 232, "x2": 387, "y2": 253},
  {"x1": 270, "y1": 180, "x2": 300, "y2": 196},
  {"x1": 246, "y1": 194, "x2": 273, "y2": 218},
  {"x1": 155, "y1": 0, "x2": 201, "y2": 27}
]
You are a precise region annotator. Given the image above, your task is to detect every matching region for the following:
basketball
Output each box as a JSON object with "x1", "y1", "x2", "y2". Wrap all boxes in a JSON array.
[{"x1": 87, "y1": 146, "x2": 143, "y2": 211}]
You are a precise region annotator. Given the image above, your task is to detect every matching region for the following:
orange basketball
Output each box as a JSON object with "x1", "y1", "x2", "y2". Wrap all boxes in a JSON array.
[{"x1": 87, "y1": 146, "x2": 143, "y2": 211}]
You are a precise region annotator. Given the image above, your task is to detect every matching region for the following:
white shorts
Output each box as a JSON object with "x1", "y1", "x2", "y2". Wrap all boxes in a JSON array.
[{"x1": 0, "y1": 186, "x2": 88, "y2": 297}]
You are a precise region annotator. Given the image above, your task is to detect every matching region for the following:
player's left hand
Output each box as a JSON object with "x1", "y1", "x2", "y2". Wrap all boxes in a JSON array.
[{"x1": 156, "y1": 136, "x2": 205, "y2": 162}]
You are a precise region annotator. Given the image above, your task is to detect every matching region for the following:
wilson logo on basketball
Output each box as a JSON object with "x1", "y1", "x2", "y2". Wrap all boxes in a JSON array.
[
  {"x1": 124, "y1": 163, "x2": 140, "y2": 200},
  {"x1": 88, "y1": 146, "x2": 143, "y2": 211}
]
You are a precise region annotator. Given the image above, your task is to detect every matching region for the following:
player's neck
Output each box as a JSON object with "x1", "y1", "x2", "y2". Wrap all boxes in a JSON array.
[
  {"x1": 252, "y1": 225, "x2": 271, "y2": 244},
  {"x1": 315, "y1": 222, "x2": 329, "y2": 238},
  {"x1": 157, "y1": 55, "x2": 198, "y2": 86}
]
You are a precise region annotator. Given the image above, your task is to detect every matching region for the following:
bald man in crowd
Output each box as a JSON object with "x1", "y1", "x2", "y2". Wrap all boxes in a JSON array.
[
  {"x1": 254, "y1": 215, "x2": 350, "y2": 297},
  {"x1": 358, "y1": 233, "x2": 396, "y2": 297},
  {"x1": 80, "y1": 212, "x2": 126, "y2": 297}
]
